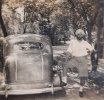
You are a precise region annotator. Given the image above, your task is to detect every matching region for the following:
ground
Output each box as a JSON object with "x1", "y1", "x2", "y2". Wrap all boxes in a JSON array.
[{"x1": 0, "y1": 89, "x2": 104, "y2": 100}]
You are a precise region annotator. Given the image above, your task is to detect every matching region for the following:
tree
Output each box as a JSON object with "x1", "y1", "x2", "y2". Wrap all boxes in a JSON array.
[
  {"x1": 68, "y1": 0, "x2": 98, "y2": 43},
  {"x1": 49, "y1": 0, "x2": 72, "y2": 45},
  {"x1": 2, "y1": 0, "x2": 99, "y2": 44},
  {"x1": 2, "y1": 0, "x2": 73, "y2": 45},
  {"x1": 24, "y1": 0, "x2": 72, "y2": 45},
  {"x1": 0, "y1": 0, "x2": 8, "y2": 37},
  {"x1": 97, "y1": 0, "x2": 104, "y2": 58}
]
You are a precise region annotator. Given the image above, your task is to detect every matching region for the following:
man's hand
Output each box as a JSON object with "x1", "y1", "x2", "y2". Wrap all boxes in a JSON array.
[
  {"x1": 60, "y1": 52, "x2": 72, "y2": 61},
  {"x1": 86, "y1": 48, "x2": 91, "y2": 55}
]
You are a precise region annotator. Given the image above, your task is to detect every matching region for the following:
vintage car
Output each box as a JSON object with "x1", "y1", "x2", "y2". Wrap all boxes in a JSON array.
[{"x1": 0, "y1": 34, "x2": 64, "y2": 97}]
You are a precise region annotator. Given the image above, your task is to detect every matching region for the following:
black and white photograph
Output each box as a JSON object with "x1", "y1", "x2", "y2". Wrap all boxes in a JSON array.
[{"x1": 0, "y1": 0, "x2": 104, "y2": 100}]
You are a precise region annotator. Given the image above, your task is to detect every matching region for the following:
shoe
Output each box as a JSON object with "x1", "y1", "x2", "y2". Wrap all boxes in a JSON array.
[
  {"x1": 61, "y1": 82, "x2": 67, "y2": 86},
  {"x1": 64, "y1": 84, "x2": 73, "y2": 89},
  {"x1": 79, "y1": 91, "x2": 84, "y2": 97}
]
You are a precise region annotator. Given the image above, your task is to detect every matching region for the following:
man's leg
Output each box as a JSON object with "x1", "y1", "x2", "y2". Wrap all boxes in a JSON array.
[
  {"x1": 79, "y1": 77, "x2": 87, "y2": 97},
  {"x1": 75, "y1": 57, "x2": 88, "y2": 97},
  {"x1": 91, "y1": 64, "x2": 97, "y2": 72},
  {"x1": 62, "y1": 58, "x2": 75, "y2": 85}
]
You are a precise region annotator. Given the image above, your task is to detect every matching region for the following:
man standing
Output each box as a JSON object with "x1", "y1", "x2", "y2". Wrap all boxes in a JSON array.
[{"x1": 63, "y1": 29, "x2": 94, "y2": 97}]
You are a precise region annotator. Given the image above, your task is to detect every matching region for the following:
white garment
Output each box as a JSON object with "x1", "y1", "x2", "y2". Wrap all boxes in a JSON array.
[{"x1": 67, "y1": 39, "x2": 94, "y2": 57}]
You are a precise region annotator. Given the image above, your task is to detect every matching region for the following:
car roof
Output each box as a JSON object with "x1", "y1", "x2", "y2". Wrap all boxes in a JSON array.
[{"x1": 6, "y1": 34, "x2": 51, "y2": 44}]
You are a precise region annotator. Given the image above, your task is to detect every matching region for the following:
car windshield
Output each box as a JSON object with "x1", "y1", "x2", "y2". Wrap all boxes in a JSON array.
[{"x1": 14, "y1": 42, "x2": 44, "y2": 51}]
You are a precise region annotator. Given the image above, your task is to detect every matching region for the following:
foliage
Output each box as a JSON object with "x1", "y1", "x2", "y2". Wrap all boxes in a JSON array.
[
  {"x1": 1, "y1": 0, "x2": 98, "y2": 44},
  {"x1": 68, "y1": 0, "x2": 98, "y2": 43},
  {"x1": 19, "y1": 0, "x2": 72, "y2": 45}
]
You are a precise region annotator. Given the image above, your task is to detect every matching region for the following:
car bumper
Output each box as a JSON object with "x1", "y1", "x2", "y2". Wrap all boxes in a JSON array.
[{"x1": 0, "y1": 87, "x2": 62, "y2": 95}]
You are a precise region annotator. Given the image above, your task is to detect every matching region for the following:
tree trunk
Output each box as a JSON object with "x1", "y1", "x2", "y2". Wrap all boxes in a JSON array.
[
  {"x1": 86, "y1": 23, "x2": 93, "y2": 44},
  {"x1": 0, "y1": 0, "x2": 8, "y2": 37},
  {"x1": 97, "y1": 0, "x2": 104, "y2": 58}
]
